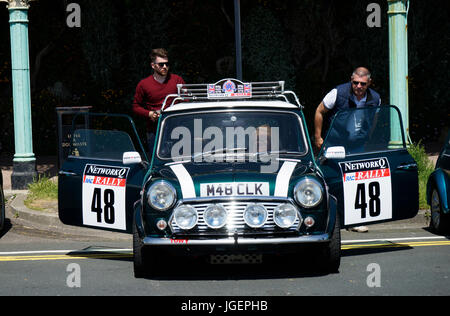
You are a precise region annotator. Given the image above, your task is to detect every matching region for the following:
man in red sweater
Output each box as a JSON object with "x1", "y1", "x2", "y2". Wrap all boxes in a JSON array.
[{"x1": 132, "y1": 48, "x2": 185, "y2": 154}]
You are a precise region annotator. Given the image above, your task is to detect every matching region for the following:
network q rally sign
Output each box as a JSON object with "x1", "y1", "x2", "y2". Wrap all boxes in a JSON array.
[
  {"x1": 339, "y1": 157, "x2": 392, "y2": 226},
  {"x1": 82, "y1": 164, "x2": 130, "y2": 231}
]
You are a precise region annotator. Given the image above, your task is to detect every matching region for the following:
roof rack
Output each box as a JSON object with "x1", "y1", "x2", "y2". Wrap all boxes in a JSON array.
[{"x1": 161, "y1": 78, "x2": 302, "y2": 111}]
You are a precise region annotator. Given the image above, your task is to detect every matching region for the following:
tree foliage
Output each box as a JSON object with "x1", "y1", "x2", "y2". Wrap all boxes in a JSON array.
[
  {"x1": 0, "y1": 0, "x2": 448, "y2": 155},
  {"x1": 242, "y1": 6, "x2": 295, "y2": 89},
  {"x1": 81, "y1": 0, "x2": 121, "y2": 90}
]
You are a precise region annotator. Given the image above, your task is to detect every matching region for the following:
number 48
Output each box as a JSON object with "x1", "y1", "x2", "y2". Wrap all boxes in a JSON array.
[
  {"x1": 354, "y1": 182, "x2": 381, "y2": 218},
  {"x1": 91, "y1": 188, "x2": 115, "y2": 224}
]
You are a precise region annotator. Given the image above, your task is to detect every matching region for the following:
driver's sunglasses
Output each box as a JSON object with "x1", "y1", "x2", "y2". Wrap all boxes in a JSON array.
[
  {"x1": 352, "y1": 81, "x2": 367, "y2": 87},
  {"x1": 155, "y1": 62, "x2": 170, "y2": 68}
]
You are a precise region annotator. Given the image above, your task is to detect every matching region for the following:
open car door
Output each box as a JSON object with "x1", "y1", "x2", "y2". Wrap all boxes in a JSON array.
[
  {"x1": 317, "y1": 105, "x2": 419, "y2": 228},
  {"x1": 58, "y1": 113, "x2": 149, "y2": 233}
]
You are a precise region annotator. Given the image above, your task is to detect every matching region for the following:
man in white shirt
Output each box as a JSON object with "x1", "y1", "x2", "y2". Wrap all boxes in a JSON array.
[
  {"x1": 314, "y1": 67, "x2": 381, "y2": 233},
  {"x1": 314, "y1": 67, "x2": 381, "y2": 150}
]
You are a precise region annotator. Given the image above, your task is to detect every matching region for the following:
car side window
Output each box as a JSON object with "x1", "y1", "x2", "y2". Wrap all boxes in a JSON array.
[{"x1": 71, "y1": 129, "x2": 136, "y2": 160}]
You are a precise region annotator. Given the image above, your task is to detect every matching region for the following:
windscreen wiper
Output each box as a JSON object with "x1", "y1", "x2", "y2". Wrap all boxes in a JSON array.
[{"x1": 192, "y1": 147, "x2": 248, "y2": 159}]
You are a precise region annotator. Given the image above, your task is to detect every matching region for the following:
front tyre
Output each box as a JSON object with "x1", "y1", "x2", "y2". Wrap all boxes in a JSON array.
[
  {"x1": 430, "y1": 188, "x2": 450, "y2": 235},
  {"x1": 133, "y1": 222, "x2": 147, "y2": 278},
  {"x1": 318, "y1": 212, "x2": 341, "y2": 273}
]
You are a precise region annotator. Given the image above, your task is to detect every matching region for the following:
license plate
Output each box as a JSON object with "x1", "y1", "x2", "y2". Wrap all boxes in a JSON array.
[
  {"x1": 200, "y1": 182, "x2": 269, "y2": 197},
  {"x1": 210, "y1": 254, "x2": 263, "y2": 264}
]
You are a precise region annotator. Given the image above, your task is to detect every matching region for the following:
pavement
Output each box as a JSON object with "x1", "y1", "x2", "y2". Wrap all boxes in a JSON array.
[{"x1": 0, "y1": 154, "x2": 440, "y2": 240}]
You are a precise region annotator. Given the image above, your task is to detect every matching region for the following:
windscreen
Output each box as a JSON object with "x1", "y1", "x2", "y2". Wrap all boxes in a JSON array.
[{"x1": 157, "y1": 110, "x2": 307, "y2": 161}]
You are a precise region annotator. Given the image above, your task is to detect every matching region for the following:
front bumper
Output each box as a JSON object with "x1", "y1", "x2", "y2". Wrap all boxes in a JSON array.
[
  {"x1": 143, "y1": 233, "x2": 330, "y2": 246},
  {"x1": 135, "y1": 195, "x2": 338, "y2": 255}
]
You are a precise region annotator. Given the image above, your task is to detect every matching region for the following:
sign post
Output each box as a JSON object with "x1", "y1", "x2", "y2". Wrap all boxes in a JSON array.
[
  {"x1": 234, "y1": 0, "x2": 242, "y2": 80},
  {"x1": 387, "y1": 0, "x2": 410, "y2": 146}
]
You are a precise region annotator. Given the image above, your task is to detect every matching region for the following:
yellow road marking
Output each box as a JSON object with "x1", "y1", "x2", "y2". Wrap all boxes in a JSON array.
[
  {"x1": 0, "y1": 241, "x2": 448, "y2": 262},
  {"x1": 341, "y1": 240, "x2": 450, "y2": 250},
  {"x1": 0, "y1": 253, "x2": 132, "y2": 262}
]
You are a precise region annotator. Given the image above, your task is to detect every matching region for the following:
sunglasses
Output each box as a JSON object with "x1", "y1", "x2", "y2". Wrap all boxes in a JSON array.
[
  {"x1": 155, "y1": 62, "x2": 170, "y2": 68},
  {"x1": 352, "y1": 81, "x2": 368, "y2": 87}
]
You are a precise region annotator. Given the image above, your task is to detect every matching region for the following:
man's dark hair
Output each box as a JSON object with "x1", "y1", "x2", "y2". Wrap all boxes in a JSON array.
[{"x1": 150, "y1": 48, "x2": 169, "y2": 63}]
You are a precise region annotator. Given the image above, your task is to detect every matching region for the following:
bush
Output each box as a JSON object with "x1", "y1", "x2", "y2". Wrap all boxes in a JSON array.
[{"x1": 407, "y1": 142, "x2": 435, "y2": 209}]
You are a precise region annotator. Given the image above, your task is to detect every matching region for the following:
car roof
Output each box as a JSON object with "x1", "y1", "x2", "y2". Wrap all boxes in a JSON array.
[{"x1": 163, "y1": 100, "x2": 299, "y2": 112}]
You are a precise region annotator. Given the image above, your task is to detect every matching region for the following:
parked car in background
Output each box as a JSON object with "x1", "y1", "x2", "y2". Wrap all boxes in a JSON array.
[
  {"x1": 0, "y1": 169, "x2": 5, "y2": 232},
  {"x1": 427, "y1": 131, "x2": 450, "y2": 234}
]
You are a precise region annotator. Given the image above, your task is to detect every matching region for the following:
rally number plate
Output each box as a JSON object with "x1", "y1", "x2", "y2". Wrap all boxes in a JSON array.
[
  {"x1": 82, "y1": 164, "x2": 129, "y2": 231},
  {"x1": 339, "y1": 157, "x2": 392, "y2": 226}
]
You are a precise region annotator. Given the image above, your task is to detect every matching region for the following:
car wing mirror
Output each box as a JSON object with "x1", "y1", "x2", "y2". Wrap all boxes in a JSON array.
[
  {"x1": 123, "y1": 151, "x2": 142, "y2": 164},
  {"x1": 324, "y1": 146, "x2": 346, "y2": 159}
]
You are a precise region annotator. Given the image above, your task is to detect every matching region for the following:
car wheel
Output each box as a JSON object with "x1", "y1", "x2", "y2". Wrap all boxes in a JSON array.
[
  {"x1": 133, "y1": 222, "x2": 148, "y2": 278},
  {"x1": 318, "y1": 212, "x2": 341, "y2": 273},
  {"x1": 133, "y1": 222, "x2": 160, "y2": 278},
  {"x1": 430, "y1": 188, "x2": 450, "y2": 235}
]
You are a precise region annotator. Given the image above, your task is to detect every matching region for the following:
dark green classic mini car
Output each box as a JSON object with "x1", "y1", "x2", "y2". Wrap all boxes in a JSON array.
[{"x1": 58, "y1": 79, "x2": 419, "y2": 277}]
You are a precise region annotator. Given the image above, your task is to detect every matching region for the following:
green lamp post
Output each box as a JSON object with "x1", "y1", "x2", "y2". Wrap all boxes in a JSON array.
[
  {"x1": 2, "y1": 0, "x2": 37, "y2": 189},
  {"x1": 387, "y1": 0, "x2": 410, "y2": 147}
]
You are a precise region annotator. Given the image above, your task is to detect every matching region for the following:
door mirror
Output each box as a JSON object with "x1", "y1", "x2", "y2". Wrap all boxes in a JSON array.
[
  {"x1": 324, "y1": 146, "x2": 346, "y2": 159},
  {"x1": 123, "y1": 152, "x2": 142, "y2": 164}
]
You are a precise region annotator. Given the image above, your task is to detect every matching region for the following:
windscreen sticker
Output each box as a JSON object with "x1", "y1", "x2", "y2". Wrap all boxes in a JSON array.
[
  {"x1": 82, "y1": 164, "x2": 130, "y2": 230},
  {"x1": 339, "y1": 157, "x2": 392, "y2": 226}
]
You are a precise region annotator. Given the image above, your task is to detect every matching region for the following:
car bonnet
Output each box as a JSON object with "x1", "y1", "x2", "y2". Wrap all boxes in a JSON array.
[{"x1": 154, "y1": 159, "x2": 309, "y2": 199}]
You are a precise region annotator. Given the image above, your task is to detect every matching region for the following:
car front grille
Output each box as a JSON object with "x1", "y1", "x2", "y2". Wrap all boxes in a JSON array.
[{"x1": 169, "y1": 201, "x2": 302, "y2": 236}]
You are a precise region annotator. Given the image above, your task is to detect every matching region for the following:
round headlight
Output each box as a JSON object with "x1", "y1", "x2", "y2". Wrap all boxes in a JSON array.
[
  {"x1": 173, "y1": 205, "x2": 197, "y2": 230},
  {"x1": 294, "y1": 177, "x2": 323, "y2": 208},
  {"x1": 243, "y1": 204, "x2": 267, "y2": 228},
  {"x1": 147, "y1": 181, "x2": 176, "y2": 211},
  {"x1": 204, "y1": 204, "x2": 228, "y2": 229},
  {"x1": 273, "y1": 203, "x2": 298, "y2": 228}
]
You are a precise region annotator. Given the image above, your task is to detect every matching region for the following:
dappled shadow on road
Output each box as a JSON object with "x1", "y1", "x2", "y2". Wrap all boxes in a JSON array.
[
  {"x1": 59, "y1": 246, "x2": 342, "y2": 280},
  {"x1": 65, "y1": 245, "x2": 133, "y2": 262},
  {"x1": 421, "y1": 226, "x2": 450, "y2": 239},
  {"x1": 70, "y1": 250, "x2": 337, "y2": 280},
  {"x1": 342, "y1": 243, "x2": 413, "y2": 257},
  {"x1": 137, "y1": 253, "x2": 336, "y2": 281},
  {"x1": 54, "y1": 233, "x2": 450, "y2": 281},
  {"x1": 63, "y1": 242, "x2": 427, "y2": 281},
  {"x1": 66, "y1": 251, "x2": 133, "y2": 262}
]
